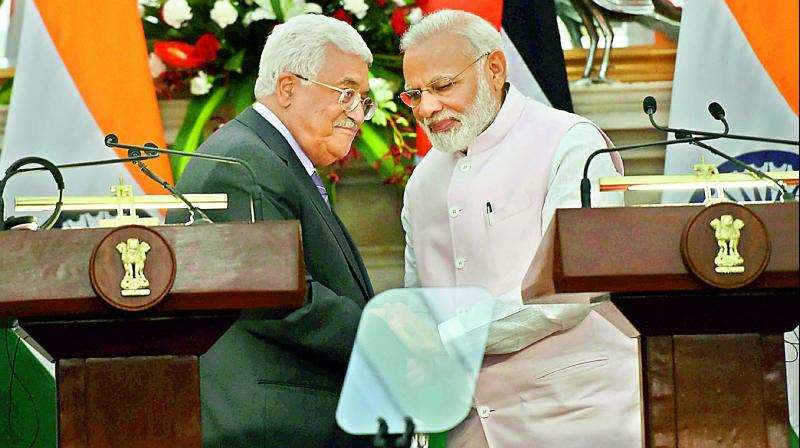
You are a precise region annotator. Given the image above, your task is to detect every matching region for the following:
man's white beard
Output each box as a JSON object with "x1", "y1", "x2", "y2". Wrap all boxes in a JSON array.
[{"x1": 422, "y1": 75, "x2": 500, "y2": 154}]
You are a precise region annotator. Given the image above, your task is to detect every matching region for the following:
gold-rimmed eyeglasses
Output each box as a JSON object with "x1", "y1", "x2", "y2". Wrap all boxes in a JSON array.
[
  {"x1": 292, "y1": 73, "x2": 377, "y2": 120},
  {"x1": 399, "y1": 53, "x2": 490, "y2": 108}
]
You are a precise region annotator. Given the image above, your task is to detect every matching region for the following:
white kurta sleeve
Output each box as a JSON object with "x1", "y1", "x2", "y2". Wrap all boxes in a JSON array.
[
  {"x1": 541, "y1": 122, "x2": 624, "y2": 235},
  {"x1": 484, "y1": 288, "x2": 590, "y2": 355},
  {"x1": 401, "y1": 188, "x2": 421, "y2": 288}
]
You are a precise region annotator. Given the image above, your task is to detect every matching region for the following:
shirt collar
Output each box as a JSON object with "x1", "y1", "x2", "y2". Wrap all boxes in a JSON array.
[
  {"x1": 465, "y1": 83, "x2": 526, "y2": 157},
  {"x1": 252, "y1": 102, "x2": 316, "y2": 176}
]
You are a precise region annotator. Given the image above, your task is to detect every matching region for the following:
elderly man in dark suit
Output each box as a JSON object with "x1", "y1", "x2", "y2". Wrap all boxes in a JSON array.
[{"x1": 166, "y1": 14, "x2": 376, "y2": 447}]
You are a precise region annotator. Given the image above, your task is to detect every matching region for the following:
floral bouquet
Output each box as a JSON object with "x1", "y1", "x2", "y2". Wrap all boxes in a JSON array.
[{"x1": 139, "y1": 0, "x2": 423, "y2": 194}]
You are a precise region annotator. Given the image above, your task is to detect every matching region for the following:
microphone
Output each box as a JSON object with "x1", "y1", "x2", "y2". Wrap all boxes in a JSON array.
[
  {"x1": 580, "y1": 98, "x2": 799, "y2": 207},
  {"x1": 642, "y1": 96, "x2": 797, "y2": 145},
  {"x1": 707, "y1": 102, "x2": 729, "y2": 135},
  {"x1": 707, "y1": 102, "x2": 725, "y2": 121},
  {"x1": 104, "y1": 134, "x2": 263, "y2": 222},
  {"x1": 643, "y1": 96, "x2": 657, "y2": 116}
]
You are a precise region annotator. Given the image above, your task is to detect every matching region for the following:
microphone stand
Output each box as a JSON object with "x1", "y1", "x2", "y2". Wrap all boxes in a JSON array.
[
  {"x1": 581, "y1": 98, "x2": 800, "y2": 207},
  {"x1": 646, "y1": 110, "x2": 799, "y2": 146},
  {"x1": 12, "y1": 153, "x2": 159, "y2": 174},
  {"x1": 690, "y1": 140, "x2": 794, "y2": 201},
  {"x1": 126, "y1": 147, "x2": 213, "y2": 225},
  {"x1": 104, "y1": 134, "x2": 263, "y2": 223},
  {"x1": 580, "y1": 135, "x2": 719, "y2": 208},
  {"x1": 12, "y1": 151, "x2": 217, "y2": 224}
]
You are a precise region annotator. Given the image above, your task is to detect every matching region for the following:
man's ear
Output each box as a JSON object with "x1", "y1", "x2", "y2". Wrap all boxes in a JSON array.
[
  {"x1": 486, "y1": 50, "x2": 507, "y2": 93},
  {"x1": 275, "y1": 72, "x2": 296, "y2": 108}
]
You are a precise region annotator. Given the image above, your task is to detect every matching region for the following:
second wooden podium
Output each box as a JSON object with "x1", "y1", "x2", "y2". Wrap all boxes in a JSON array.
[{"x1": 524, "y1": 202, "x2": 798, "y2": 448}]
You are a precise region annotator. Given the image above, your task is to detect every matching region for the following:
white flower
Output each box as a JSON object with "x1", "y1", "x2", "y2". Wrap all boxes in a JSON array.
[
  {"x1": 407, "y1": 7, "x2": 422, "y2": 25},
  {"x1": 243, "y1": 7, "x2": 276, "y2": 26},
  {"x1": 283, "y1": 1, "x2": 323, "y2": 20},
  {"x1": 149, "y1": 52, "x2": 166, "y2": 78},
  {"x1": 138, "y1": 0, "x2": 159, "y2": 17},
  {"x1": 162, "y1": 0, "x2": 193, "y2": 29},
  {"x1": 190, "y1": 71, "x2": 213, "y2": 95},
  {"x1": 369, "y1": 78, "x2": 395, "y2": 103},
  {"x1": 210, "y1": 0, "x2": 238, "y2": 29},
  {"x1": 342, "y1": 0, "x2": 369, "y2": 19},
  {"x1": 247, "y1": 0, "x2": 323, "y2": 22}
]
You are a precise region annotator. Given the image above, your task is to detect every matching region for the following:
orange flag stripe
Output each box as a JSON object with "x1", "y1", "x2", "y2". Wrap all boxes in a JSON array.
[
  {"x1": 34, "y1": 0, "x2": 173, "y2": 193},
  {"x1": 725, "y1": 0, "x2": 799, "y2": 115},
  {"x1": 422, "y1": 0, "x2": 503, "y2": 30}
]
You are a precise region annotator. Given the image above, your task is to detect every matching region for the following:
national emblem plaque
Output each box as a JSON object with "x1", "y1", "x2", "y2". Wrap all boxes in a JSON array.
[
  {"x1": 681, "y1": 202, "x2": 770, "y2": 289},
  {"x1": 90, "y1": 225, "x2": 176, "y2": 311}
]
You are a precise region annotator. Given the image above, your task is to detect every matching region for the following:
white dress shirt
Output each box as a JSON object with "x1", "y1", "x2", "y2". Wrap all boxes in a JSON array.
[{"x1": 252, "y1": 102, "x2": 316, "y2": 176}]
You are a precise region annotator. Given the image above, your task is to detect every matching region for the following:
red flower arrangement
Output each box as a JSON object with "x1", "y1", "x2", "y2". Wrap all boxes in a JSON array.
[
  {"x1": 141, "y1": 0, "x2": 421, "y2": 191},
  {"x1": 154, "y1": 33, "x2": 220, "y2": 69}
]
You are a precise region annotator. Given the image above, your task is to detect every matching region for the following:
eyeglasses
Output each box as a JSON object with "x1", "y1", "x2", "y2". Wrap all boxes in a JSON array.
[
  {"x1": 399, "y1": 53, "x2": 490, "y2": 108},
  {"x1": 292, "y1": 74, "x2": 376, "y2": 120}
]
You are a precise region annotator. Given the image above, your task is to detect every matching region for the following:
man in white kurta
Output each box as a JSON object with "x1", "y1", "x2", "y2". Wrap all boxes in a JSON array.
[{"x1": 399, "y1": 10, "x2": 641, "y2": 448}]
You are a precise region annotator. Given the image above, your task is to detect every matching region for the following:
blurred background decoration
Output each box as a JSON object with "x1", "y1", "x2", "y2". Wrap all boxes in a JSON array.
[
  {"x1": 556, "y1": 0, "x2": 681, "y2": 83},
  {"x1": 139, "y1": 0, "x2": 421, "y2": 196}
]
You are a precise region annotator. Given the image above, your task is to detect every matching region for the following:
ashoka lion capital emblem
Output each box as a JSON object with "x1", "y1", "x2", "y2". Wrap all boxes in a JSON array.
[
  {"x1": 116, "y1": 238, "x2": 151, "y2": 296},
  {"x1": 710, "y1": 214, "x2": 745, "y2": 274}
]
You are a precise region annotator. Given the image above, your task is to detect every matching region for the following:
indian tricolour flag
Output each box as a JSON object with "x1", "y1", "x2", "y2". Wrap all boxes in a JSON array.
[
  {"x1": 0, "y1": 1, "x2": 170, "y2": 444},
  {"x1": 1, "y1": 0, "x2": 172, "y2": 226},
  {"x1": 665, "y1": 1, "x2": 799, "y2": 443}
]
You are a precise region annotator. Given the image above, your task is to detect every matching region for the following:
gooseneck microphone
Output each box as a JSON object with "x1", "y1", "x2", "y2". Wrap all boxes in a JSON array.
[
  {"x1": 644, "y1": 97, "x2": 795, "y2": 201},
  {"x1": 580, "y1": 97, "x2": 799, "y2": 207},
  {"x1": 104, "y1": 134, "x2": 264, "y2": 222},
  {"x1": 642, "y1": 95, "x2": 797, "y2": 145}
]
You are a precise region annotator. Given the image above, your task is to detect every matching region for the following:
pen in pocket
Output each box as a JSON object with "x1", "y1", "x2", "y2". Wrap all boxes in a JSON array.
[{"x1": 486, "y1": 202, "x2": 493, "y2": 226}]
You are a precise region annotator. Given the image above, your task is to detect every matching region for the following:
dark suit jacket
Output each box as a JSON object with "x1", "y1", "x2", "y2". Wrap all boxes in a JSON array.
[{"x1": 166, "y1": 107, "x2": 374, "y2": 447}]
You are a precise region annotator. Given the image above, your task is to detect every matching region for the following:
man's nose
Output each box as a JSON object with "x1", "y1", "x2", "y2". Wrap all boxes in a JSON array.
[
  {"x1": 415, "y1": 91, "x2": 443, "y2": 120},
  {"x1": 347, "y1": 101, "x2": 366, "y2": 124}
]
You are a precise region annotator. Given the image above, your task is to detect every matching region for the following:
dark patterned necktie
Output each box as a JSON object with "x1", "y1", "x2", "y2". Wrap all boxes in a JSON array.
[{"x1": 310, "y1": 171, "x2": 330, "y2": 208}]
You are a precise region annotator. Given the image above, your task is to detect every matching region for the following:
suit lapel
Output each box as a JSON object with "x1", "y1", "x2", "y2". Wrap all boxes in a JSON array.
[{"x1": 236, "y1": 108, "x2": 371, "y2": 298}]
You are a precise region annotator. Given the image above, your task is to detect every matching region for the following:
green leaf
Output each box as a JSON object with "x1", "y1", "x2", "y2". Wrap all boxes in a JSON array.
[
  {"x1": 396, "y1": 116, "x2": 409, "y2": 127},
  {"x1": 383, "y1": 101, "x2": 397, "y2": 113},
  {"x1": 371, "y1": 108, "x2": 388, "y2": 127},
  {"x1": 271, "y1": 0, "x2": 284, "y2": 22},
  {"x1": 223, "y1": 49, "x2": 246, "y2": 74},
  {"x1": 172, "y1": 85, "x2": 229, "y2": 181},
  {"x1": 354, "y1": 122, "x2": 395, "y2": 180},
  {"x1": 0, "y1": 77, "x2": 13, "y2": 105}
]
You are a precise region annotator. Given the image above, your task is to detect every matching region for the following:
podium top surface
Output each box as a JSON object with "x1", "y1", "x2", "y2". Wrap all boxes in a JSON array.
[
  {"x1": 524, "y1": 203, "x2": 799, "y2": 296},
  {"x1": 0, "y1": 222, "x2": 305, "y2": 318}
]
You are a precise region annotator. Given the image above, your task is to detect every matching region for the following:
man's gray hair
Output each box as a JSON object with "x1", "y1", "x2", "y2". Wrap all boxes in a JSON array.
[
  {"x1": 254, "y1": 14, "x2": 373, "y2": 99},
  {"x1": 400, "y1": 9, "x2": 502, "y2": 57}
]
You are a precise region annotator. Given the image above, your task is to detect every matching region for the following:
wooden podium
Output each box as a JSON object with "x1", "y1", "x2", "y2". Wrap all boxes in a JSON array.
[
  {"x1": 523, "y1": 203, "x2": 798, "y2": 448},
  {"x1": 0, "y1": 222, "x2": 305, "y2": 447}
]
